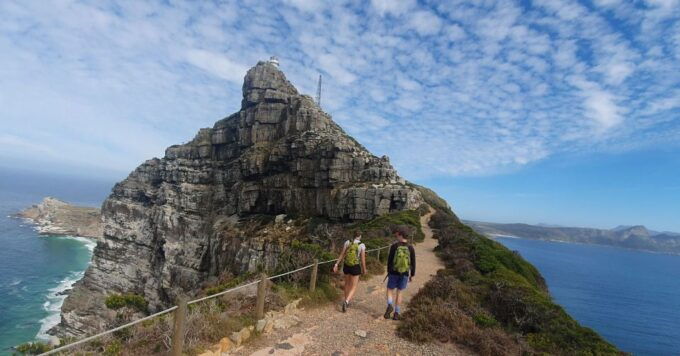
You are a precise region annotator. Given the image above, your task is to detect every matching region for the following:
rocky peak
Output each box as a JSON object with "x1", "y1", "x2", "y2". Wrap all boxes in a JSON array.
[
  {"x1": 51, "y1": 60, "x2": 423, "y2": 338},
  {"x1": 242, "y1": 61, "x2": 298, "y2": 108}
]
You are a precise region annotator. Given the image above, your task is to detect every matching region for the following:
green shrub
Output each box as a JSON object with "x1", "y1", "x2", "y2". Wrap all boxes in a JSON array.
[
  {"x1": 473, "y1": 313, "x2": 499, "y2": 328},
  {"x1": 105, "y1": 293, "x2": 148, "y2": 313},
  {"x1": 14, "y1": 341, "x2": 51, "y2": 355},
  {"x1": 103, "y1": 339, "x2": 122, "y2": 356}
]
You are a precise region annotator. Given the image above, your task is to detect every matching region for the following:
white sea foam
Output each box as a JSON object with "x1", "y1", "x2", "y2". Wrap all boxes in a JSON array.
[
  {"x1": 68, "y1": 236, "x2": 97, "y2": 252},
  {"x1": 491, "y1": 233, "x2": 520, "y2": 239},
  {"x1": 35, "y1": 236, "x2": 94, "y2": 341},
  {"x1": 35, "y1": 270, "x2": 85, "y2": 341}
]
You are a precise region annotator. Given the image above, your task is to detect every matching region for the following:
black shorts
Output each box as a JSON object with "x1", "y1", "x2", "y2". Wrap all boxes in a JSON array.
[{"x1": 343, "y1": 264, "x2": 362, "y2": 276}]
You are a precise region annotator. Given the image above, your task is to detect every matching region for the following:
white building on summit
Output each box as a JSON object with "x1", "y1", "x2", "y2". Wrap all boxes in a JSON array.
[{"x1": 268, "y1": 56, "x2": 279, "y2": 67}]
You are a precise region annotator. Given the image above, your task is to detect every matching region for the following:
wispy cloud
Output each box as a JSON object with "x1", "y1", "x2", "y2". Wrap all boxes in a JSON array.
[
  {"x1": 185, "y1": 49, "x2": 249, "y2": 83},
  {"x1": 0, "y1": 0, "x2": 678, "y2": 179}
]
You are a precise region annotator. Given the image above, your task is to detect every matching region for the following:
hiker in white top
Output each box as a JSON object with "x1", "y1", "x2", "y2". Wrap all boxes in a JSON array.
[{"x1": 333, "y1": 230, "x2": 366, "y2": 312}]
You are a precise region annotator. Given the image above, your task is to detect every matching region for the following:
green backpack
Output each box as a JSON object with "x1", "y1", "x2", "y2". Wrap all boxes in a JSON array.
[
  {"x1": 345, "y1": 241, "x2": 360, "y2": 267},
  {"x1": 393, "y1": 245, "x2": 411, "y2": 274}
]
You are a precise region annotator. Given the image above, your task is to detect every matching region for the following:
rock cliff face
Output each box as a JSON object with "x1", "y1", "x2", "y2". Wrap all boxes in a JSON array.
[
  {"x1": 17, "y1": 197, "x2": 102, "y2": 239},
  {"x1": 52, "y1": 61, "x2": 422, "y2": 337}
]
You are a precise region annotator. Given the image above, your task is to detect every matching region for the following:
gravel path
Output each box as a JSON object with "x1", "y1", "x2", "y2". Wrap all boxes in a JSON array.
[{"x1": 232, "y1": 209, "x2": 469, "y2": 356}]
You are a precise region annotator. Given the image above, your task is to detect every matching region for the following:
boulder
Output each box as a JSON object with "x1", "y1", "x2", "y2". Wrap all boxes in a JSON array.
[
  {"x1": 255, "y1": 319, "x2": 267, "y2": 333},
  {"x1": 218, "y1": 337, "x2": 233, "y2": 353}
]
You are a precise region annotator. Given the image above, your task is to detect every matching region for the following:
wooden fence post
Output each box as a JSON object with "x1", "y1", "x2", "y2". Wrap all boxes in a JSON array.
[
  {"x1": 256, "y1": 272, "x2": 267, "y2": 319},
  {"x1": 171, "y1": 296, "x2": 188, "y2": 356},
  {"x1": 376, "y1": 248, "x2": 381, "y2": 261},
  {"x1": 309, "y1": 259, "x2": 319, "y2": 292}
]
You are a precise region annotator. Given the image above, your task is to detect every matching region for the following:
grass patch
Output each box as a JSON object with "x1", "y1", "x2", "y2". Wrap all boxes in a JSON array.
[
  {"x1": 272, "y1": 281, "x2": 340, "y2": 308},
  {"x1": 105, "y1": 293, "x2": 148, "y2": 313}
]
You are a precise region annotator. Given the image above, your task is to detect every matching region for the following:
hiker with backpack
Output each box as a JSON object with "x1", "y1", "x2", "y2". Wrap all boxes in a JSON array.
[
  {"x1": 333, "y1": 230, "x2": 366, "y2": 312},
  {"x1": 384, "y1": 227, "x2": 416, "y2": 320}
]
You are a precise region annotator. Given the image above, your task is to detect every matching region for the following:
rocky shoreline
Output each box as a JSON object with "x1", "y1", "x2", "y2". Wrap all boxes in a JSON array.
[{"x1": 16, "y1": 197, "x2": 103, "y2": 239}]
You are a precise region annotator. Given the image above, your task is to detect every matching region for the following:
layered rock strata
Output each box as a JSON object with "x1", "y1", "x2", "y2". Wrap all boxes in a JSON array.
[{"x1": 51, "y1": 61, "x2": 422, "y2": 337}]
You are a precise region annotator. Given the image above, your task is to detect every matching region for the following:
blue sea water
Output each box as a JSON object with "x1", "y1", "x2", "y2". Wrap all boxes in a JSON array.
[
  {"x1": 496, "y1": 236, "x2": 680, "y2": 356},
  {"x1": 0, "y1": 170, "x2": 113, "y2": 354}
]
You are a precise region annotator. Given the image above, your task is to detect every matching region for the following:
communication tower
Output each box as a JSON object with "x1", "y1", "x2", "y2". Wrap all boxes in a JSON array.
[{"x1": 316, "y1": 74, "x2": 322, "y2": 107}]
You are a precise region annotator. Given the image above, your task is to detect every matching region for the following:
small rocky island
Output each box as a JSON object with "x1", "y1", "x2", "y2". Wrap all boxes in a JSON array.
[{"x1": 17, "y1": 197, "x2": 102, "y2": 239}]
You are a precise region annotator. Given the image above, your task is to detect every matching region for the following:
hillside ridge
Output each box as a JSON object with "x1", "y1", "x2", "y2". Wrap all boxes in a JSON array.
[
  {"x1": 466, "y1": 220, "x2": 680, "y2": 254},
  {"x1": 50, "y1": 60, "x2": 423, "y2": 338}
]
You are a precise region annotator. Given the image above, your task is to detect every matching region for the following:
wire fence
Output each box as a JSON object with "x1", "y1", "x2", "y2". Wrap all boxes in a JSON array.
[{"x1": 39, "y1": 245, "x2": 391, "y2": 356}]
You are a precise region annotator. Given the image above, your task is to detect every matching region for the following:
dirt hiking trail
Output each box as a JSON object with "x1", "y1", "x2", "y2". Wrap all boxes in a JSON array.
[{"x1": 232, "y1": 209, "x2": 467, "y2": 356}]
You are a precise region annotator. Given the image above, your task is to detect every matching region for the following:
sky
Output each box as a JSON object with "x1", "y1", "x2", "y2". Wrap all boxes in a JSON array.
[{"x1": 0, "y1": 0, "x2": 679, "y2": 231}]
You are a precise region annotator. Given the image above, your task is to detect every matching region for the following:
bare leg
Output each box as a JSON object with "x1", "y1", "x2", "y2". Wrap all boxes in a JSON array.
[
  {"x1": 346, "y1": 275, "x2": 360, "y2": 302},
  {"x1": 343, "y1": 274, "x2": 352, "y2": 301},
  {"x1": 386, "y1": 288, "x2": 395, "y2": 304},
  {"x1": 395, "y1": 289, "x2": 403, "y2": 312},
  {"x1": 384, "y1": 287, "x2": 396, "y2": 318}
]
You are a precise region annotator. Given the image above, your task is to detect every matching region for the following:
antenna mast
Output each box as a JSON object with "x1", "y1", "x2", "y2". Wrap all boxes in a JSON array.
[{"x1": 315, "y1": 74, "x2": 322, "y2": 107}]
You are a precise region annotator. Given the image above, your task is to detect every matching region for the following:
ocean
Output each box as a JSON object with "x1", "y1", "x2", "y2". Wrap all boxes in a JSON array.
[
  {"x1": 0, "y1": 170, "x2": 113, "y2": 354},
  {"x1": 496, "y1": 236, "x2": 680, "y2": 356}
]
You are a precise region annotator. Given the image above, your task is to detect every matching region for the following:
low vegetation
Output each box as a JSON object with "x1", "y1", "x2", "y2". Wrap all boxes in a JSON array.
[
  {"x1": 204, "y1": 272, "x2": 254, "y2": 296},
  {"x1": 36, "y1": 210, "x2": 421, "y2": 355},
  {"x1": 105, "y1": 294, "x2": 148, "y2": 313},
  {"x1": 355, "y1": 209, "x2": 424, "y2": 242},
  {"x1": 13, "y1": 341, "x2": 52, "y2": 355},
  {"x1": 398, "y1": 206, "x2": 623, "y2": 355}
]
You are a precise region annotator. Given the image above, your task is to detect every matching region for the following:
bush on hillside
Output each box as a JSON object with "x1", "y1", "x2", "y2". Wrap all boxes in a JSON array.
[
  {"x1": 399, "y1": 206, "x2": 622, "y2": 356},
  {"x1": 14, "y1": 341, "x2": 52, "y2": 355},
  {"x1": 105, "y1": 293, "x2": 148, "y2": 313}
]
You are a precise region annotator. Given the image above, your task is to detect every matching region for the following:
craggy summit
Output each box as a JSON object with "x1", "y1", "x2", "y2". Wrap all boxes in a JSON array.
[{"x1": 51, "y1": 60, "x2": 422, "y2": 337}]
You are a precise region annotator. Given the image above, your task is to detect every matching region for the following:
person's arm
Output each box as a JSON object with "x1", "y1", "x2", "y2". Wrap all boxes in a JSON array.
[
  {"x1": 333, "y1": 242, "x2": 348, "y2": 273},
  {"x1": 386, "y1": 244, "x2": 396, "y2": 275},
  {"x1": 360, "y1": 246, "x2": 367, "y2": 274},
  {"x1": 409, "y1": 245, "x2": 416, "y2": 280}
]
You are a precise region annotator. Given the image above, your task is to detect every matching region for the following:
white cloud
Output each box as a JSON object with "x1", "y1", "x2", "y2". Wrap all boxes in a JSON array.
[
  {"x1": 370, "y1": 0, "x2": 416, "y2": 16},
  {"x1": 283, "y1": 0, "x2": 325, "y2": 12},
  {"x1": 600, "y1": 61, "x2": 634, "y2": 85},
  {"x1": 583, "y1": 90, "x2": 624, "y2": 129},
  {"x1": 408, "y1": 11, "x2": 443, "y2": 36},
  {"x1": 445, "y1": 24, "x2": 466, "y2": 41},
  {"x1": 593, "y1": 0, "x2": 622, "y2": 7},
  {"x1": 185, "y1": 49, "x2": 249, "y2": 83},
  {"x1": 317, "y1": 53, "x2": 357, "y2": 85}
]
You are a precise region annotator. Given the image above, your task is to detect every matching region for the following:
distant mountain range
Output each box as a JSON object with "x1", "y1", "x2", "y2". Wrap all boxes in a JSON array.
[{"x1": 464, "y1": 221, "x2": 680, "y2": 255}]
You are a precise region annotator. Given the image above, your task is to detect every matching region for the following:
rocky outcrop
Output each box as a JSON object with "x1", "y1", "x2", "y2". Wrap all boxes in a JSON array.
[
  {"x1": 17, "y1": 197, "x2": 102, "y2": 239},
  {"x1": 51, "y1": 60, "x2": 422, "y2": 337}
]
